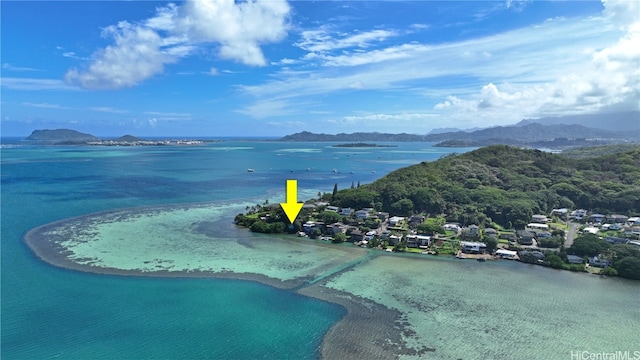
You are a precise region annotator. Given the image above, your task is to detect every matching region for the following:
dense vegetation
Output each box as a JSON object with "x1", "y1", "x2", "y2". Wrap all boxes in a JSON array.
[{"x1": 329, "y1": 145, "x2": 640, "y2": 228}]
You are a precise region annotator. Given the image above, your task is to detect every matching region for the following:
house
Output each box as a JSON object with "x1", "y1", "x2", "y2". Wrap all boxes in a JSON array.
[
  {"x1": 628, "y1": 217, "x2": 640, "y2": 225},
  {"x1": 589, "y1": 214, "x2": 606, "y2": 224},
  {"x1": 376, "y1": 212, "x2": 389, "y2": 222},
  {"x1": 484, "y1": 228, "x2": 498, "y2": 237},
  {"x1": 326, "y1": 205, "x2": 339, "y2": 213},
  {"x1": 516, "y1": 230, "x2": 535, "y2": 245},
  {"x1": 388, "y1": 216, "x2": 405, "y2": 227},
  {"x1": 567, "y1": 255, "x2": 584, "y2": 264},
  {"x1": 388, "y1": 235, "x2": 402, "y2": 246},
  {"x1": 581, "y1": 227, "x2": 599, "y2": 235},
  {"x1": 629, "y1": 241, "x2": 640, "y2": 247},
  {"x1": 406, "y1": 234, "x2": 431, "y2": 248},
  {"x1": 624, "y1": 226, "x2": 640, "y2": 236},
  {"x1": 462, "y1": 225, "x2": 480, "y2": 239},
  {"x1": 444, "y1": 223, "x2": 460, "y2": 232},
  {"x1": 355, "y1": 209, "x2": 369, "y2": 219},
  {"x1": 379, "y1": 230, "x2": 391, "y2": 240},
  {"x1": 531, "y1": 214, "x2": 550, "y2": 223},
  {"x1": 409, "y1": 215, "x2": 425, "y2": 226},
  {"x1": 499, "y1": 233, "x2": 517, "y2": 242},
  {"x1": 535, "y1": 231, "x2": 552, "y2": 239},
  {"x1": 406, "y1": 237, "x2": 418, "y2": 248},
  {"x1": 496, "y1": 249, "x2": 517, "y2": 259},
  {"x1": 349, "y1": 230, "x2": 365, "y2": 242},
  {"x1": 551, "y1": 208, "x2": 568, "y2": 217},
  {"x1": 589, "y1": 255, "x2": 610, "y2": 268},
  {"x1": 340, "y1": 208, "x2": 353, "y2": 216},
  {"x1": 326, "y1": 222, "x2": 347, "y2": 235},
  {"x1": 605, "y1": 236, "x2": 628, "y2": 245},
  {"x1": 570, "y1": 209, "x2": 588, "y2": 220},
  {"x1": 302, "y1": 203, "x2": 316, "y2": 210},
  {"x1": 606, "y1": 214, "x2": 628, "y2": 224},
  {"x1": 526, "y1": 223, "x2": 549, "y2": 232},
  {"x1": 460, "y1": 241, "x2": 486, "y2": 254}
]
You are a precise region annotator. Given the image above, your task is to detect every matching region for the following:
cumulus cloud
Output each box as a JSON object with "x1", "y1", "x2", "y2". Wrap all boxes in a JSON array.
[
  {"x1": 432, "y1": 0, "x2": 639, "y2": 125},
  {"x1": 65, "y1": 0, "x2": 290, "y2": 90}
]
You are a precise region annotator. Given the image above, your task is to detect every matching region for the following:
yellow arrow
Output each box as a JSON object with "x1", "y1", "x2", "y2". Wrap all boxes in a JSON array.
[{"x1": 280, "y1": 179, "x2": 303, "y2": 223}]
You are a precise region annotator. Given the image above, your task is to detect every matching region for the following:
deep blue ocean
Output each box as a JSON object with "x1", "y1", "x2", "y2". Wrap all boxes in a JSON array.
[{"x1": 1, "y1": 138, "x2": 465, "y2": 359}]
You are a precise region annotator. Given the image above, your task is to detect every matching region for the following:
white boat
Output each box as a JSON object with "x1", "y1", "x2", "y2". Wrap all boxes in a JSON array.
[{"x1": 247, "y1": 169, "x2": 254, "y2": 172}]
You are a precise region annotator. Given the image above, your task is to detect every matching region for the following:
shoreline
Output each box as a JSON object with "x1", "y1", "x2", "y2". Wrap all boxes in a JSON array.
[{"x1": 23, "y1": 204, "x2": 422, "y2": 359}]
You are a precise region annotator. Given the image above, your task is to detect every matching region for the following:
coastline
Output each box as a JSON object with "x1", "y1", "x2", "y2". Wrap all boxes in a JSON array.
[
  {"x1": 23, "y1": 202, "x2": 420, "y2": 359},
  {"x1": 23, "y1": 202, "x2": 640, "y2": 360}
]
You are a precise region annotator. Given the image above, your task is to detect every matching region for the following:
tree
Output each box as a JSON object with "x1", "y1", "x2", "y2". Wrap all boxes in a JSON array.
[
  {"x1": 546, "y1": 253, "x2": 564, "y2": 269},
  {"x1": 615, "y1": 257, "x2": 640, "y2": 280},
  {"x1": 416, "y1": 220, "x2": 445, "y2": 235},
  {"x1": 390, "y1": 199, "x2": 414, "y2": 216},
  {"x1": 318, "y1": 211, "x2": 343, "y2": 224},
  {"x1": 485, "y1": 237, "x2": 498, "y2": 253},
  {"x1": 569, "y1": 234, "x2": 610, "y2": 257},
  {"x1": 332, "y1": 232, "x2": 347, "y2": 243},
  {"x1": 332, "y1": 183, "x2": 338, "y2": 201}
]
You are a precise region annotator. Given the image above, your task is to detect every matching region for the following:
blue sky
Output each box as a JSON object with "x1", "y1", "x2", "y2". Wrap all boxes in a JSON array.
[{"x1": 1, "y1": 0, "x2": 638, "y2": 137}]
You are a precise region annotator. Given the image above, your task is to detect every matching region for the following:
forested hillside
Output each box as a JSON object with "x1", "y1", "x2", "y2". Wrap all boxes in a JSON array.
[{"x1": 331, "y1": 145, "x2": 640, "y2": 228}]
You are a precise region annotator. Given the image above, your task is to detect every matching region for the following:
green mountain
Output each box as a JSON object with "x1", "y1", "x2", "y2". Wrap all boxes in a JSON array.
[
  {"x1": 25, "y1": 129, "x2": 98, "y2": 142},
  {"x1": 331, "y1": 145, "x2": 640, "y2": 228}
]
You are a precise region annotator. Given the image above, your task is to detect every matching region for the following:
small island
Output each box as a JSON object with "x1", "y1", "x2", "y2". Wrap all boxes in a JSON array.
[
  {"x1": 24, "y1": 129, "x2": 211, "y2": 146},
  {"x1": 332, "y1": 143, "x2": 397, "y2": 148}
]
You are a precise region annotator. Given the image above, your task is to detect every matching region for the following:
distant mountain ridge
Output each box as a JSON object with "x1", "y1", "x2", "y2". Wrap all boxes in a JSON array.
[
  {"x1": 282, "y1": 124, "x2": 633, "y2": 143},
  {"x1": 521, "y1": 111, "x2": 639, "y2": 132},
  {"x1": 423, "y1": 122, "x2": 630, "y2": 142},
  {"x1": 281, "y1": 131, "x2": 427, "y2": 142}
]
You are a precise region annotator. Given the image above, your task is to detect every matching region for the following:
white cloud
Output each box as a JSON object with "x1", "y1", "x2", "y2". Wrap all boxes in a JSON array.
[
  {"x1": 236, "y1": 99, "x2": 297, "y2": 119},
  {"x1": 2, "y1": 63, "x2": 42, "y2": 72},
  {"x1": 296, "y1": 29, "x2": 398, "y2": 52},
  {"x1": 241, "y1": 1, "x2": 637, "y2": 127},
  {"x1": 22, "y1": 102, "x2": 71, "y2": 110},
  {"x1": 432, "y1": 0, "x2": 639, "y2": 124},
  {"x1": 1, "y1": 77, "x2": 78, "y2": 91},
  {"x1": 88, "y1": 106, "x2": 129, "y2": 114},
  {"x1": 310, "y1": 43, "x2": 428, "y2": 67},
  {"x1": 343, "y1": 113, "x2": 440, "y2": 123},
  {"x1": 206, "y1": 67, "x2": 219, "y2": 76},
  {"x1": 65, "y1": 21, "x2": 172, "y2": 90},
  {"x1": 65, "y1": 0, "x2": 291, "y2": 89}
]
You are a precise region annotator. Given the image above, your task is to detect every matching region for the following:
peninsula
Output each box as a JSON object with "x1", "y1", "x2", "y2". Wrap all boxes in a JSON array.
[{"x1": 236, "y1": 145, "x2": 640, "y2": 280}]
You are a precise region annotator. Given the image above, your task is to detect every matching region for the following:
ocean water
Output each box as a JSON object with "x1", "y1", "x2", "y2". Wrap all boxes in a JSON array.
[
  {"x1": 3, "y1": 139, "x2": 638, "y2": 359},
  {"x1": 1, "y1": 139, "x2": 461, "y2": 359}
]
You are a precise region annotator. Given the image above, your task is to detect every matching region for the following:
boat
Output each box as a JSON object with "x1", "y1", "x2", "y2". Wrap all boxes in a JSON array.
[{"x1": 247, "y1": 169, "x2": 254, "y2": 172}]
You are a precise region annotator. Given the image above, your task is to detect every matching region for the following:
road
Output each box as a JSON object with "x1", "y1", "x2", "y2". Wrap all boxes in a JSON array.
[{"x1": 565, "y1": 222, "x2": 580, "y2": 248}]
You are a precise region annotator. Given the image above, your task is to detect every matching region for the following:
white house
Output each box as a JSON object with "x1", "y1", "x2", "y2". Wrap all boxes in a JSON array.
[
  {"x1": 496, "y1": 249, "x2": 517, "y2": 259},
  {"x1": 326, "y1": 206, "x2": 339, "y2": 213},
  {"x1": 355, "y1": 209, "x2": 369, "y2": 219},
  {"x1": 340, "y1": 208, "x2": 353, "y2": 216},
  {"x1": 388, "y1": 216, "x2": 405, "y2": 227}
]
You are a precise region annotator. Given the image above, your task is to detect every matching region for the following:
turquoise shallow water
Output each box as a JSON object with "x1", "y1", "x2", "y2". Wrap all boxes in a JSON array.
[
  {"x1": 1, "y1": 140, "x2": 461, "y2": 359},
  {"x1": 3, "y1": 139, "x2": 638, "y2": 359}
]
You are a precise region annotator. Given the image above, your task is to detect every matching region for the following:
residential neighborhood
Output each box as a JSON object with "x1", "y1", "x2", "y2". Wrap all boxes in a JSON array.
[{"x1": 235, "y1": 200, "x2": 640, "y2": 278}]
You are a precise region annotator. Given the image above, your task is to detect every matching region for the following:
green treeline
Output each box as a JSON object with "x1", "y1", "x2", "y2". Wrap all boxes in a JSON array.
[{"x1": 329, "y1": 145, "x2": 640, "y2": 229}]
